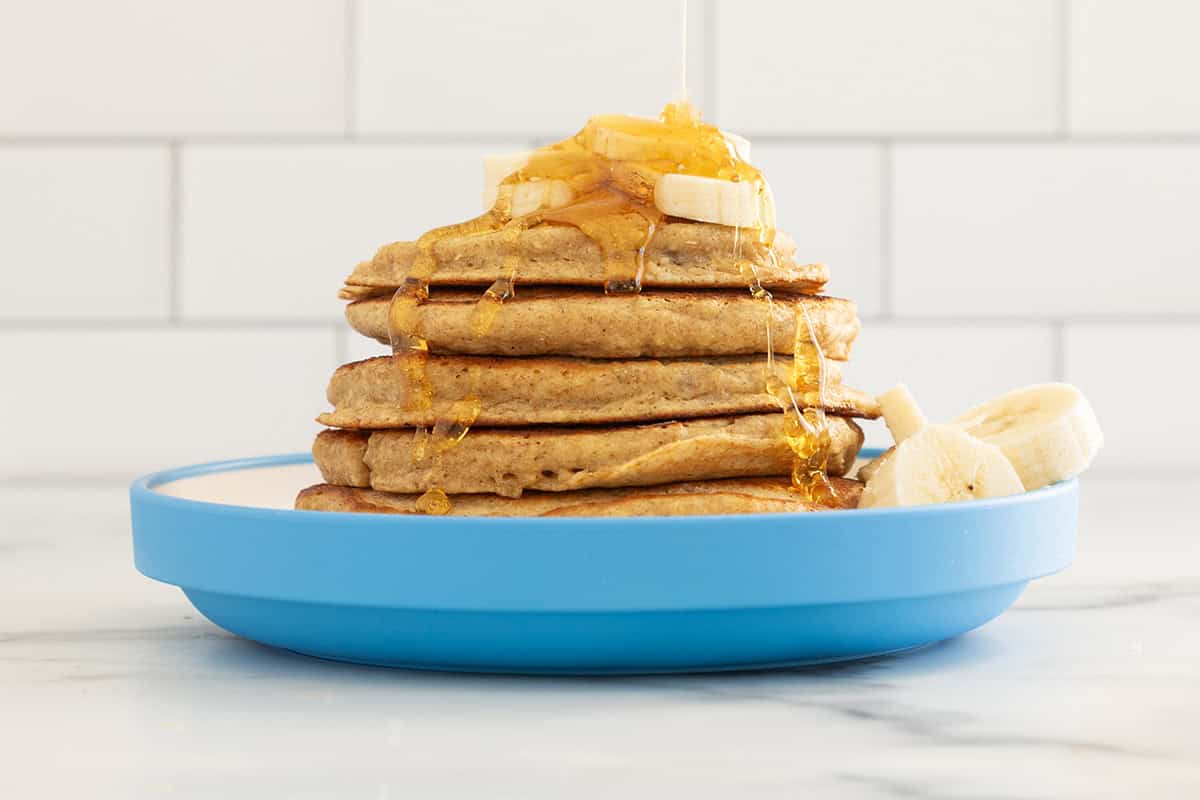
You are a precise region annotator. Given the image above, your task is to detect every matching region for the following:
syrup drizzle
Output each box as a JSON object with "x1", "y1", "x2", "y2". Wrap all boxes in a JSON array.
[{"x1": 733, "y1": 226, "x2": 834, "y2": 502}]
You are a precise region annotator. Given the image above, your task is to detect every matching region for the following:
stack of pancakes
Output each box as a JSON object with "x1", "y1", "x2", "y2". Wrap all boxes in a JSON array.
[{"x1": 297, "y1": 222, "x2": 879, "y2": 516}]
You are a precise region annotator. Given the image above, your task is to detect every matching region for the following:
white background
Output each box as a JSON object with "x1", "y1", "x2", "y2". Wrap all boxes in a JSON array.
[{"x1": 1, "y1": 0, "x2": 1196, "y2": 480}]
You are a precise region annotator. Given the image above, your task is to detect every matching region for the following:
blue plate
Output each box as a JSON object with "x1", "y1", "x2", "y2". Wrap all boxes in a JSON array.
[{"x1": 130, "y1": 452, "x2": 1076, "y2": 674}]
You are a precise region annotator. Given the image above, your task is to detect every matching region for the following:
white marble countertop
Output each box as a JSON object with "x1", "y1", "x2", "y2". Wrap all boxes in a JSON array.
[{"x1": 2, "y1": 476, "x2": 1198, "y2": 798}]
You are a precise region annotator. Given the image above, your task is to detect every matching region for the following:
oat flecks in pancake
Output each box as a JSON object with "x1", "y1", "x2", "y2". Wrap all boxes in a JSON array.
[
  {"x1": 297, "y1": 476, "x2": 863, "y2": 517},
  {"x1": 311, "y1": 414, "x2": 864, "y2": 498},
  {"x1": 345, "y1": 289, "x2": 861, "y2": 360},
  {"x1": 319, "y1": 354, "x2": 879, "y2": 429},
  {"x1": 341, "y1": 222, "x2": 826, "y2": 295}
]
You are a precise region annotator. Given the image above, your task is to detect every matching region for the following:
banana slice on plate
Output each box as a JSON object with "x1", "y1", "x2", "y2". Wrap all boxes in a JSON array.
[
  {"x1": 952, "y1": 383, "x2": 1104, "y2": 491},
  {"x1": 860, "y1": 381, "x2": 1104, "y2": 506},
  {"x1": 859, "y1": 424, "x2": 1024, "y2": 509},
  {"x1": 877, "y1": 383, "x2": 927, "y2": 444},
  {"x1": 857, "y1": 383, "x2": 921, "y2": 485}
]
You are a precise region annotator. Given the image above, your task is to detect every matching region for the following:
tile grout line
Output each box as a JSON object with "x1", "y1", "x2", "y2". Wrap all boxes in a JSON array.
[
  {"x1": 1058, "y1": 0, "x2": 1072, "y2": 136},
  {"x1": 167, "y1": 141, "x2": 182, "y2": 323},
  {"x1": 333, "y1": 324, "x2": 349, "y2": 366},
  {"x1": 855, "y1": 314, "x2": 1200, "y2": 326},
  {"x1": 702, "y1": 0, "x2": 717, "y2": 120},
  {"x1": 0, "y1": 134, "x2": 572, "y2": 146},
  {"x1": 877, "y1": 143, "x2": 895, "y2": 314},
  {"x1": 878, "y1": 142, "x2": 894, "y2": 319},
  {"x1": 7, "y1": 133, "x2": 1200, "y2": 146},
  {"x1": 345, "y1": 0, "x2": 358, "y2": 137},
  {"x1": 1052, "y1": 321, "x2": 1067, "y2": 381},
  {"x1": 3, "y1": 316, "x2": 1196, "y2": 334},
  {"x1": 0, "y1": 319, "x2": 345, "y2": 331}
]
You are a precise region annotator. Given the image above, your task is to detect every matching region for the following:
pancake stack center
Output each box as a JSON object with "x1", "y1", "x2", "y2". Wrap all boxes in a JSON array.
[{"x1": 298, "y1": 105, "x2": 880, "y2": 517}]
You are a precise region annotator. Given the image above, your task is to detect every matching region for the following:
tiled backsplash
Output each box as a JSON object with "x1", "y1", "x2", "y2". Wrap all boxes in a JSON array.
[{"x1": 1, "y1": 0, "x2": 1196, "y2": 480}]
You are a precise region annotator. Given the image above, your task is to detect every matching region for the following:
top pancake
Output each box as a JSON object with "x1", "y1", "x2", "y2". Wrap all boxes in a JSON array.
[{"x1": 340, "y1": 222, "x2": 826, "y2": 298}]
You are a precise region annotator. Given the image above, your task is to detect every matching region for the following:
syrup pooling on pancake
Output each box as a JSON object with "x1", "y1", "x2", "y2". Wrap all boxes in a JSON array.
[
  {"x1": 391, "y1": 100, "x2": 771, "y2": 334},
  {"x1": 504, "y1": 99, "x2": 770, "y2": 293}
]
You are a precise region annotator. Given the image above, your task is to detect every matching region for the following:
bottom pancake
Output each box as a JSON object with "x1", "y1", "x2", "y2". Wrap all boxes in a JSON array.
[
  {"x1": 296, "y1": 477, "x2": 863, "y2": 517},
  {"x1": 313, "y1": 413, "x2": 864, "y2": 498}
]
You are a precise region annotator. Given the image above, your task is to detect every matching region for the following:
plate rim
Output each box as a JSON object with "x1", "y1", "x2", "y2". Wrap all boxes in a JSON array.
[{"x1": 130, "y1": 450, "x2": 1078, "y2": 611}]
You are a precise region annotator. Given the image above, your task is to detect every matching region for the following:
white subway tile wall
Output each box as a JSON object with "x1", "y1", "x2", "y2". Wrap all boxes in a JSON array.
[
  {"x1": 0, "y1": 330, "x2": 336, "y2": 480},
  {"x1": 0, "y1": 1, "x2": 1191, "y2": 479},
  {"x1": 1065, "y1": 325, "x2": 1198, "y2": 471},
  {"x1": 893, "y1": 144, "x2": 1200, "y2": 316},
  {"x1": 752, "y1": 145, "x2": 884, "y2": 316},
  {"x1": 357, "y1": 1, "x2": 694, "y2": 135},
  {"x1": 849, "y1": 324, "x2": 1057, "y2": 451},
  {"x1": 179, "y1": 144, "x2": 518, "y2": 321},
  {"x1": 1070, "y1": 0, "x2": 1200, "y2": 133},
  {"x1": 0, "y1": 1, "x2": 346, "y2": 136},
  {"x1": 0, "y1": 147, "x2": 170, "y2": 321},
  {"x1": 342, "y1": 328, "x2": 391, "y2": 366},
  {"x1": 715, "y1": 0, "x2": 1059, "y2": 134}
]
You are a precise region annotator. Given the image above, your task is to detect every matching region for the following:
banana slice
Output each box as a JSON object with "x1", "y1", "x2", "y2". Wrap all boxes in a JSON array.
[
  {"x1": 859, "y1": 383, "x2": 924, "y2": 482},
  {"x1": 878, "y1": 383, "x2": 927, "y2": 444},
  {"x1": 951, "y1": 383, "x2": 1104, "y2": 490},
  {"x1": 654, "y1": 173, "x2": 761, "y2": 227},
  {"x1": 483, "y1": 127, "x2": 762, "y2": 226},
  {"x1": 483, "y1": 152, "x2": 531, "y2": 210},
  {"x1": 859, "y1": 425, "x2": 1024, "y2": 509}
]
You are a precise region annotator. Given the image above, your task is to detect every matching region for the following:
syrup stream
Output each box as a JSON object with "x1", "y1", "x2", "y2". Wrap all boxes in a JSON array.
[{"x1": 386, "y1": 0, "x2": 831, "y2": 511}]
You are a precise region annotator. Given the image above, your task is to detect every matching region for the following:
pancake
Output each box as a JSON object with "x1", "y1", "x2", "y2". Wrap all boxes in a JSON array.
[
  {"x1": 313, "y1": 414, "x2": 864, "y2": 497},
  {"x1": 319, "y1": 355, "x2": 881, "y2": 429},
  {"x1": 346, "y1": 289, "x2": 860, "y2": 360},
  {"x1": 296, "y1": 477, "x2": 864, "y2": 517},
  {"x1": 340, "y1": 223, "x2": 825, "y2": 298}
]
